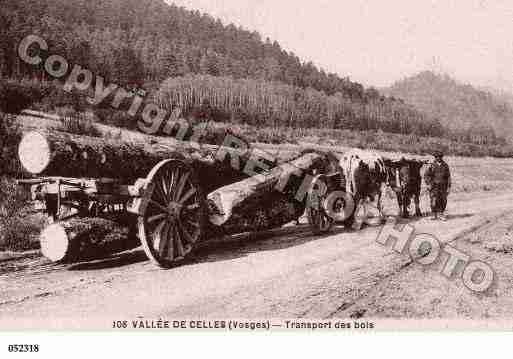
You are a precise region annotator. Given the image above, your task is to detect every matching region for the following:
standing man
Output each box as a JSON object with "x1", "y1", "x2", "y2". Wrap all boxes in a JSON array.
[{"x1": 424, "y1": 150, "x2": 451, "y2": 221}]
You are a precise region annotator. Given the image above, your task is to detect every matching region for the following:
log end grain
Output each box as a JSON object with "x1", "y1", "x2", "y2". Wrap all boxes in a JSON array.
[
  {"x1": 40, "y1": 217, "x2": 140, "y2": 263},
  {"x1": 18, "y1": 131, "x2": 52, "y2": 174},
  {"x1": 40, "y1": 222, "x2": 75, "y2": 262}
]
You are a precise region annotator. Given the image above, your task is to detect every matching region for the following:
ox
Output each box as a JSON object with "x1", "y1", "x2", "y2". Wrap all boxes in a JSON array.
[
  {"x1": 339, "y1": 149, "x2": 388, "y2": 223},
  {"x1": 384, "y1": 157, "x2": 427, "y2": 218}
]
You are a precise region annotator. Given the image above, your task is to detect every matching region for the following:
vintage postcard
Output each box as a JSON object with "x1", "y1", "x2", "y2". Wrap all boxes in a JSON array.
[{"x1": 2, "y1": 0, "x2": 513, "y2": 341}]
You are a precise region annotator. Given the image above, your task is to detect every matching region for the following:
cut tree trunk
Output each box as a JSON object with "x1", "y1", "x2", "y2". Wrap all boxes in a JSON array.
[
  {"x1": 206, "y1": 151, "x2": 335, "y2": 234},
  {"x1": 210, "y1": 193, "x2": 306, "y2": 236},
  {"x1": 17, "y1": 130, "x2": 271, "y2": 193},
  {"x1": 17, "y1": 130, "x2": 183, "y2": 181},
  {"x1": 40, "y1": 216, "x2": 140, "y2": 263}
]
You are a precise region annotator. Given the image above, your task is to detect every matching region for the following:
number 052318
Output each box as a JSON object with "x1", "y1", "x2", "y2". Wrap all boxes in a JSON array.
[{"x1": 7, "y1": 344, "x2": 39, "y2": 353}]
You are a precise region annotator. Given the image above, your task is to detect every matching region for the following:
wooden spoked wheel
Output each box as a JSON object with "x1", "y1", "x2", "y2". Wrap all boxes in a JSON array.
[{"x1": 138, "y1": 159, "x2": 206, "y2": 268}]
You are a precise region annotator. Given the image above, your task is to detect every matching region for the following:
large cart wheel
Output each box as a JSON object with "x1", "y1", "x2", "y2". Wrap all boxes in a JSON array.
[
  {"x1": 307, "y1": 173, "x2": 357, "y2": 234},
  {"x1": 138, "y1": 159, "x2": 206, "y2": 268}
]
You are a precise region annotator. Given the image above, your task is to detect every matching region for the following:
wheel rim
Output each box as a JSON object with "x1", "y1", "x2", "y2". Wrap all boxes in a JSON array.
[{"x1": 139, "y1": 159, "x2": 205, "y2": 267}]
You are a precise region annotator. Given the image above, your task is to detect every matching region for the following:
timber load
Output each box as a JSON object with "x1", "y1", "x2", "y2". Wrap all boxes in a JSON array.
[{"x1": 17, "y1": 128, "x2": 339, "y2": 268}]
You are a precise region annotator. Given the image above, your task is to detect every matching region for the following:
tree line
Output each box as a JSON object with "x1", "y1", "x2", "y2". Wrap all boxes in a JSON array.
[
  {"x1": 156, "y1": 74, "x2": 445, "y2": 138},
  {"x1": 0, "y1": 0, "x2": 504, "y2": 145}
]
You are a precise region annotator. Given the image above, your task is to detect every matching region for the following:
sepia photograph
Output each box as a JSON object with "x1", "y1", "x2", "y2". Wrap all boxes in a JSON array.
[{"x1": 2, "y1": 0, "x2": 513, "y2": 341}]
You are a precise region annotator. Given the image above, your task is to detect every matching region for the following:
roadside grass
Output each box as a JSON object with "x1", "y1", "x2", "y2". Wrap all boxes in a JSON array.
[
  {"x1": 0, "y1": 113, "x2": 44, "y2": 252},
  {"x1": 0, "y1": 177, "x2": 45, "y2": 252}
]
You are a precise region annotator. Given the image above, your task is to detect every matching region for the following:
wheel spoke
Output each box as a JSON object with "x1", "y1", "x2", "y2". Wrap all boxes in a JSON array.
[
  {"x1": 180, "y1": 222, "x2": 197, "y2": 244},
  {"x1": 148, "y1": 213, "x2": 167, "y2": 224},
  {"x1": 149, "y1": 199, "x2": 168, "y2": 213},
  {"x1": 161, "y1": 176, "x2": 169, "y2": 200},
  {"x1": 169, "y1": 169, "x2": 179, "y2": 197},
  {"x1": 166, "y1": 224, "x2": 175, "y2": 260},
  {"x1": 174, "y1": 226, "x2": 185, "y2": 258},
  {"x1": 174, "y1": 171, "x2": 190, "y2": 201},
  {"x1": 153, "y1": 220, "x2": 166, "y2": 253},
  {"x1": 164, "y1": 168, "x2": 175, "y2": 200},
  {"x1": 179, "y1": 187, "x2": 196, "y2": 204},
  {"x1": 155, "y1": 180, "x2": 168, "y2": 204},
  {"x1": 159, "y1": 222, "x2": 170, "y2": 258}
]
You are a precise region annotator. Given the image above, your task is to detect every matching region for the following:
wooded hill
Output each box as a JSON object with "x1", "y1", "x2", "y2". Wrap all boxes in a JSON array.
[
  {"x1": 383, "y1": 71, "x2": 513, "y2": 143},
  {"x1": 2, "y1": 0, "x2": 377, "y2": 96},
  {"x1": 0, "y1": 0, "x2": 506, "y2": 146}
]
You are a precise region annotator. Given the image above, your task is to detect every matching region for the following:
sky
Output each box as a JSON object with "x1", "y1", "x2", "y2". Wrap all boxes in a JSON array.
[{"x1": 167, "y1": 0, "x2": 513, "y2": 92}]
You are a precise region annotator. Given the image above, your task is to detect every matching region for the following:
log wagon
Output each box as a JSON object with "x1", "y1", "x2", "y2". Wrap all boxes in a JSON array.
[{"x1": 16, "y1": 129, "x2": 347, "y2": 268}]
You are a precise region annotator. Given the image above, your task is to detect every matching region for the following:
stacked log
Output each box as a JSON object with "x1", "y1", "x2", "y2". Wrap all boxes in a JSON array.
[
  {"x1": 207, "y1": 151, "x2": 333, "y2": 234},
  {"x1": 213, "y1": 194, "x2": 306, "y2": 236},
  {"x1": 40, "y1": 216, "x2": 140, "y2": 263},
  {"x1": 17, "y1": 130, "x2": 270, "y2": 194}
]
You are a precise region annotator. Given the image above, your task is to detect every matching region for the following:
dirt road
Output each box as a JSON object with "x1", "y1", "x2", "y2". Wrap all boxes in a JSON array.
[{"x1": 2, "y1": 191, "x2": 513, "y2": 329}]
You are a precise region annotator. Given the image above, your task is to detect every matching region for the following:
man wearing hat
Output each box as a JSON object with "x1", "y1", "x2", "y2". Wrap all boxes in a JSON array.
[{"x1": 424, "y1": 150, "x2": 451, "y2": 221}]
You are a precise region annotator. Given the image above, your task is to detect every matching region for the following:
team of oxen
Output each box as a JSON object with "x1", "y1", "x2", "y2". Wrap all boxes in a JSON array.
[{"x1": 338, "y1": 149, "x2": 428, "y2": 220}]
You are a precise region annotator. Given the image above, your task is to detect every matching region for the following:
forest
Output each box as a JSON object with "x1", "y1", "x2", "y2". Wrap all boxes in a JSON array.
[{"x1": 0, "y1": 0, "x2": 506, "y2": 147}]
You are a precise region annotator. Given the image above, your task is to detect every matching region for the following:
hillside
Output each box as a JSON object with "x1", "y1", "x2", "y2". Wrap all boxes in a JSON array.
[
  {"x1": 0, "y1": 0, "x2": 508, "y2": 153},
  {"x1": 482, "y1": 86, "x2": 513, "y2": 116},
  {"x1": 1, "y1": 0, "x2": 366, "y2": 98},
  {"x1": 383, "y1": 71, "x2": 513, "y2": 141},
  {"x1": 1, "y1": 0, "x2": 443, "y2": 137}
]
